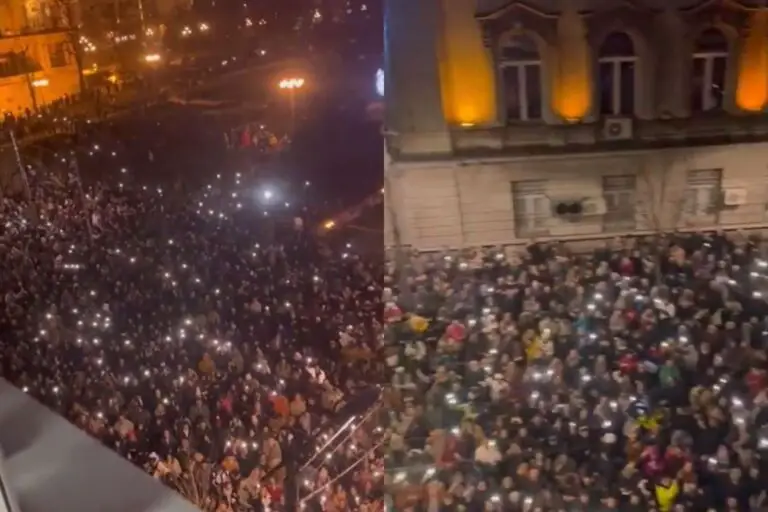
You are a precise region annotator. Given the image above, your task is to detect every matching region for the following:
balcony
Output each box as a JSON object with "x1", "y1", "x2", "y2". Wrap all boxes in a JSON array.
[{"x1": 389, "y1": 114, "x2": 768, "y2": 162}]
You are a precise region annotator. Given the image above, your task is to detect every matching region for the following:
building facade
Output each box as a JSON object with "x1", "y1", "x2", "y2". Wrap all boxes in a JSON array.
[
  {"x1": 0, "y1": 0, "x2": 81, "y2": 114},
  {"x1": 384, "y1": 0, "x2": 768, "y2": 250}
]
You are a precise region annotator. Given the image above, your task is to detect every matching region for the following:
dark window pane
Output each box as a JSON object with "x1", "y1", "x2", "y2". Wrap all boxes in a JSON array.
[
  {"x1": 619, "y1": 61, "x2": 635, "y2": 115},
  {"x1": 599, "y1": 32, "x2": 634, "y2": 58},
  {"x1": 525, "y1": 64, "x2": 542, "y2": 119},
  {"x1": 711, "y1": 55, "x2": 726, "y2": 108},
  {"x1": 503, "y1": 66, "x2": 521, "y2": 120},
  {"x1": 691, "y1": 57, "x2": 705, "y2": 111},
  {"x1": 695, "y1": 28, "x2": 728, "y2": 53},
  {"x1": 598, "y1": 61, "x2": 613, "y2": 115}
]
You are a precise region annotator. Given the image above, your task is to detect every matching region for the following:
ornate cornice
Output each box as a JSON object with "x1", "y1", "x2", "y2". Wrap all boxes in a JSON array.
[{"x1": 476, "y1": 0, "x2": 731, "y2": 21}]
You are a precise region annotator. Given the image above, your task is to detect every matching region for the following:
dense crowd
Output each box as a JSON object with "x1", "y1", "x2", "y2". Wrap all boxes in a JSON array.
[
  {"x1": 0, "y1": 128, "x2": 385, "y2": 511},
  {"x1": 385, "y1": 237, "x2": 768, "y2": 511}
]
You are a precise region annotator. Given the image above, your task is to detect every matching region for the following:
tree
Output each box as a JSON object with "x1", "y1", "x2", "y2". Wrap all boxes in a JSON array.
[
  {"x1": 638, "y1": 149, "x2": 689, "y2": 234},
  {"x1": 50, "y1": 0, "x2": 87, "y2": 95},
  {"x1": 637, "y1": 149, "x2": 691, "y2": 282}
]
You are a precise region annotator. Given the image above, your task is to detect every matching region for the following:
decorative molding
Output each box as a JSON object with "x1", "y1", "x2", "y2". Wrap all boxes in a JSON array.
[{"x1": 477, "y1": 0, "x2": 725, "y2": 22}]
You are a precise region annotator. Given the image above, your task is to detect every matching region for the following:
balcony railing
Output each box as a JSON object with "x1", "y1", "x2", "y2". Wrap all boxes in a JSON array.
[
  {"x1": 389, "y1": 114, "x2": 768, "y2": 161},
  {"x1": 0, "y1": 448, "x2": 20, "y2": 512}
]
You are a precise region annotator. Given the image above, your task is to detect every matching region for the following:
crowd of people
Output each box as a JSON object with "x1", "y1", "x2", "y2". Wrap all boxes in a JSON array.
[
  {"x1": 0, "y1": 124, "x2": 385, "y2": 511},
  {"x1": 385, "y1": 237, "x2": 768, "y2": 511}
]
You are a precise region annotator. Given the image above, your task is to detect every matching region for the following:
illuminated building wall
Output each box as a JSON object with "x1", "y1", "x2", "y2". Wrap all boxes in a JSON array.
[
  {"x1": 437, "y1": 0, "x2": 496, "y2": 126},
  {"x1": 0, "y1": 0, "x2": 81, "y2": 114},
  {"x1": 0, "y1": 0, "x2": 28, "y2": 35},
  {"x1": 385, "y1": 1, "x2": 768, "y2": 250}
]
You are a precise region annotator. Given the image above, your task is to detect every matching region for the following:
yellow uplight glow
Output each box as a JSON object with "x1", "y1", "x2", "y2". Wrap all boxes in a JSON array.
[
  {"x1": 437, "y1": 0, "x2": 496, "y2": 126},
  {"x1": 32, "y1": 78, "x2": 49, "y2": 87},
  {"x1": 736, "y1": 11, "x2": 768, "y2": 112},
  {"x1": 552, "y1": 10, "x2": 591, "y2": 121}
]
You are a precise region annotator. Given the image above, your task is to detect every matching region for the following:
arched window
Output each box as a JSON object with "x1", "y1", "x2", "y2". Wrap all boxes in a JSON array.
[
  {"x1": 598, "y1": 32, "x2": 636, "y2": 116},
  {"x1": 499, "y1": 34, "x2": 542, "y2": 121},
  {"x1": 691, "y1": 28, "x2": 728, "y2": 112}
]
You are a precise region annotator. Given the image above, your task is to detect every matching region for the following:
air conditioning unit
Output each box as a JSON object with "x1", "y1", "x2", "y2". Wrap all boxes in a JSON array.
[
  {"x1": 553, "y1": 200, "x2": 583, "y2": 217},
  {"x1": 723, "y1": 188, "x2": 747, "y2": 206},
  {"x1": 552, "y1": 197, "x2": 607, "y2": 220},
  {"x1": 603, "y1": 117, "x2": 633, "y2": 141}
]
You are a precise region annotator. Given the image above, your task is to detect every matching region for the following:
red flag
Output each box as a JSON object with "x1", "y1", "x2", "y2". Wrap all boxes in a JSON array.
[{"x1": 240, "y1": 126, "x2": 252, "y2": 147}]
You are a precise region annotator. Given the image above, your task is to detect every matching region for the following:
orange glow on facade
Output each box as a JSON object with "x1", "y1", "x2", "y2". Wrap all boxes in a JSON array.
[
  {"x1": 437, "y1": 0, "x2": 496, "y2": 126},
  {"x1": 552, "y1": 11, "x2": 591, "y2": 121},
  {"x1": 736, "y1": 11, "x2": 768, "y2": 112}
]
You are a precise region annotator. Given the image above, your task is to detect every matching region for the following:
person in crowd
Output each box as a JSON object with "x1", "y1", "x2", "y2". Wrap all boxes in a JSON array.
[
  {"x1": 0, "y1": 125, "x2": 385, "y2": 511},
  {"x1": 384, "y1": 236, "x2": 768, "y2": 511}
]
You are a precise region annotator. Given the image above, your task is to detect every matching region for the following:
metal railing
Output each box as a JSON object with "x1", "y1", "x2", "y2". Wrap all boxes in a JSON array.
[{"x1": 0, "y1": 448, "x2": 20, "y2": 512}]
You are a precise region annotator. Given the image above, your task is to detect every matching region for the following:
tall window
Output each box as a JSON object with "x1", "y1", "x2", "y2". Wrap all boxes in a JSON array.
[
  {"x1": 691, "y1": 28, "x2": 727, "y2": 112},
  {"x1": 48, "y1": 42, "x2": 68, "y2": 68},
  {"x1": 499, "y1": 34, "x2": 542, "y2": 121},
  {"x1": 512, "y1": 180, "x2": 549, "y2": 237},
  {"x1": 684, "y1": 169, "x2": 721, "y2": 225},
  {"x1": 602, "y1": 175, "x2": 636, "y2": 232},
  {"x1": 598, "y1": 32, "x2": 636, "y2": 116}
]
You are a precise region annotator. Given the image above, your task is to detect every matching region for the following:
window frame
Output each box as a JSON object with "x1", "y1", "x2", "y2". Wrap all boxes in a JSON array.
[
  {"x1": 497, "y1": 32, "x2": 543, "y2": 123},
  {"x1": 48, "y1": 42, "x2": 69, "y2": 68},
  {"x1": 683, "y1": 169, "x2": 722, "y2": 225},
  {"x1": 691, "y1": 51, "x2": 727, "y2": 112},
  {"x1": 602, "y1": 175, "x2": 637, "y2": 232},
  {"x1": 597, "y1": 55, "x2": 636, "y2": 116},
  {"x1": 512, "y1": 180, "x2": 550, "y2": 237}
]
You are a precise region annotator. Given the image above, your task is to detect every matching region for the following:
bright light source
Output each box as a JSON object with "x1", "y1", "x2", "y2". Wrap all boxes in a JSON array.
[
  {"x1": 32, "y1": 78, "x2": 49, "y2": 87},
  {"x1": 199, "y1": 22, "x2": 209, "y2": 32},
  {"x1": 324, "y1": 220, "x2": 336, "y2": 230},
  {"x1": 263, "y1": 189, "x2": 274, "y2": 200},
  {"x1": 279, "y1": 78, "x2": 305, "y2": 89},
  {"x1": 144, "y1": 53, "x2": 161, "y2": 63},
  {"x1": 375, "y1": 68, "x2": 384, "y2": 96}
]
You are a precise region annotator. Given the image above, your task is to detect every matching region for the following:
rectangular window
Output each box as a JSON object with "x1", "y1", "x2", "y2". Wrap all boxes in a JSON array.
[
  {"x1": 619, "y1": 61, "x2": 635, "y2": 115},
  {"x1": 602, "y1": 175, "x2": 636, "y2": 232},
  {"x1": 711, "y1": 55, "x2": 726, "y2": 108},
  {"x1": 524, "y1": 64, "x2": 542, "y2": 120},
  {"x1": 598, "y1": 61, "x2": 613, "y2": 115},
  {"x1": 0, "y1": 55, "x2": 15, "y2": 78},
  {"x1": 684, "y1": 169, "x2": 721, "y2": 224},
  {"x1": 512, "y1": 180, "x2": 549, "y2": 237},
  {"x1": 502, "y1": 63, "x2": 542, "y2": 121},
  {"x1": 48, "y1": 43, "x2": 68, "y2": 68},
  {"x1": 502, "y1": 66, "x2": 521, "y2": 121},
  {"x1": 691, "y1": 57, "x2": 705, "y2": 112}
]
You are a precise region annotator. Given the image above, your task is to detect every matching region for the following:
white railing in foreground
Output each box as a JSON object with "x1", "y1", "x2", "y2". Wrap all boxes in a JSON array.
[{"x1": 0, "y1": 448, "x2": 20, "y2": 512}]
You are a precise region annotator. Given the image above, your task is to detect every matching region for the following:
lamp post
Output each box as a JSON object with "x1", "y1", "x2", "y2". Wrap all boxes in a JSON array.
[{"x1": 278, "y1": 77, "x2": 304, "y2": 134}]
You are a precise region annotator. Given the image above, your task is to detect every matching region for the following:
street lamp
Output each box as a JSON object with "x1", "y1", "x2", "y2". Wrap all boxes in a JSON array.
[{"x1": 278, "y1": 78, "x2": 305, "y2": 134}]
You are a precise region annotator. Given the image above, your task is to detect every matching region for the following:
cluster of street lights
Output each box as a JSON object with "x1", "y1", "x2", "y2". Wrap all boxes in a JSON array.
[
  {"x1": 181, "y1": 22, "x2": 210, "y2": 38},
  {"x1": 80, "y1": 35, "x2": 97, "y2": 53}
]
